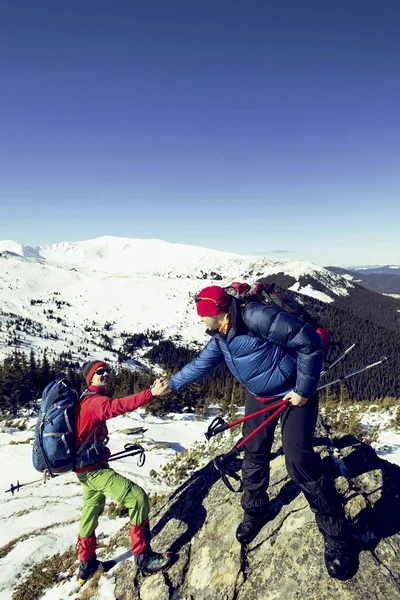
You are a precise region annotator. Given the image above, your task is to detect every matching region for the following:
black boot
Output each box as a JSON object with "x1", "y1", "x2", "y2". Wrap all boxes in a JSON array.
[
  {"x1": 78, "y1": 554, "x2": 100, "y2": 585},
  {"x1": 236, "y1": 512, "x2": 270, "y2": 544},
  {"x1": 324, "y1": 536, "x2": 354, "y2": 580},
  {"x1": 237, "y1": 490, "x2": 270, "y2": 544}
]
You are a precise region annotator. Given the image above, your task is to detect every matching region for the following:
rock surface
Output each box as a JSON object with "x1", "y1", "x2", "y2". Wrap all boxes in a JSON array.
[{"x1": 105, "y1": 423, "x2": 400, "y2": 600}]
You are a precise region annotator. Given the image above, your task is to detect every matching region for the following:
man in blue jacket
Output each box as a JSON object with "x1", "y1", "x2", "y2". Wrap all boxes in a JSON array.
[{"x1": 168, "y1": 285, "x2": 351, "y2": 580}]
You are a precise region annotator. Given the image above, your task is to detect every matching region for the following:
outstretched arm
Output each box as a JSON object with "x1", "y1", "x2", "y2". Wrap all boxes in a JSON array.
[
  {"x1": 84, "y1": 378, "x2": 170, "y2": 421},
  {"x1": 86, "y1": 388, "x2": 155, "y2": 420},
  {"x1": 168, "y1": 338, "x2": 224, "y2": 392}
]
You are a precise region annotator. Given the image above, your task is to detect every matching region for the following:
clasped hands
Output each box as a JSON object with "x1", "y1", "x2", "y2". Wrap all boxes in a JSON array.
[{"x1": 150, "y1": 377, "x2": 171, "y2": 397}]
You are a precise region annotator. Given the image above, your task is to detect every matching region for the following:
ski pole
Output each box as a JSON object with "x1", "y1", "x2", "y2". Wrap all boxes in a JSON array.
[
  {"x1": 108, "y1": 443, "x2": 146, "y2": 467},
  {"x1": 320, "y1": 343, "x2": 357, "y2": 377},
  {"x1": 209, "y1": 355, "x2": 390, "y2": 491},
  {"x1": 5, "y1": 472, "x2": 56, "y2": 496},
  {"x1": 317, "y1": 356, "x2": 390, "y2": 392}
]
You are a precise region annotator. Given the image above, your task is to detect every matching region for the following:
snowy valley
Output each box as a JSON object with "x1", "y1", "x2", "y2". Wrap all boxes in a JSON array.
[{"x1": 0, "y1": 236, "x2": 399, "y2": 600}]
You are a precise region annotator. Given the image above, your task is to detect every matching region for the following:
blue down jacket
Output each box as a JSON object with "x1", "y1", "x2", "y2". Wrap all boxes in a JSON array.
[{"x1": 169, "y1": 299, "x2": 323, "y2": 398}]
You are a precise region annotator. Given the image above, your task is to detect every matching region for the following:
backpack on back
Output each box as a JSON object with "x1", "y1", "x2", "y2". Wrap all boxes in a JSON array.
[
  {"x1": 32, "y1": 377, "x2": 80, "y2": 476},
  {"x1": 224, "y1": 281, "x2": 330, "y2": 348}
]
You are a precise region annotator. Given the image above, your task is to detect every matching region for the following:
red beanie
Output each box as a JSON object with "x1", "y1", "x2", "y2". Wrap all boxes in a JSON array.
[{"x1": 195, "y1": 286, "x2": 232, "y2": 317}]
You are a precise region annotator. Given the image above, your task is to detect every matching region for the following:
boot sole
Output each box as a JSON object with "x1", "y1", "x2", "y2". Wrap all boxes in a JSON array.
[{"x1": 137, "y1": 553, "x2": 175, "y2": 576}]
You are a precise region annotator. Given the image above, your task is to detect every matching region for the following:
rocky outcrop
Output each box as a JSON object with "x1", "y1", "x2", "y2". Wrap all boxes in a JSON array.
[{"x1": 105, "y1": 423, "x2": 400, "y2": 600}]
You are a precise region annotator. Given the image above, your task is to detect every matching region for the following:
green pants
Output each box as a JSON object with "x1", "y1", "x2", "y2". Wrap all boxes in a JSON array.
[{"x1": 77, "y1": 465, "x2": 149, "y2": 538}]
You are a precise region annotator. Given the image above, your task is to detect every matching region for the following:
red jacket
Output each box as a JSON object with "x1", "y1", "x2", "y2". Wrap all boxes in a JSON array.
[{"x1": 74, "y1": 385, "x2": 154, "y2": 473}]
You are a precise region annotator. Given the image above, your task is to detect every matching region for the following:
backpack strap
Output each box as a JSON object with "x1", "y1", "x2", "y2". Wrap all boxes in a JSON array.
[
  {"x1": 76, "y1": 425, "x2": 100, "y2": 455},
  {"x1": 79, "y1": 390, "x2": 96, "y2": 402},
  {"x1": 75, "y1": 389, "x2": 107, "y2": 456}
]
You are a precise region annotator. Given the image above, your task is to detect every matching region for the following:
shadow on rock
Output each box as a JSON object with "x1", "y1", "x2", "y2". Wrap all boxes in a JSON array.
[
  {"x1": 151, "y1": 457, "x2": 239, "y2": 554},
  {"x1": 315, "y1": 432, "x2": 400, "y2": 574},
  {"x1": 342, "y1": 439, "x2": 400, "y2": 547}
]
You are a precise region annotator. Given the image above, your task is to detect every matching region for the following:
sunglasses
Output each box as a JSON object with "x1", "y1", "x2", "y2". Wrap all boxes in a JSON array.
[
  {"x1": 195, "y1": 296, "x2": 224, "y2": 310},
  {"x1": 95, "y1": 367, "x2": 110, "y2": 376}
]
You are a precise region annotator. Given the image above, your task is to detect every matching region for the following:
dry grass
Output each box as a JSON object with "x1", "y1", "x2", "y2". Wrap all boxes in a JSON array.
[
  {"x1": 80, "y1": 569, "x2": 102, "y2": 599},
  {"x1": 12, "y1": 547, "x2": 77, "y2": 600}
]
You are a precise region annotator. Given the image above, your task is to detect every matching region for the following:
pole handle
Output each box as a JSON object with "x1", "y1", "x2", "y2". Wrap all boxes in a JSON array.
[{"x1": 204, "y1": 417, "x2": 230, "y2": 440}]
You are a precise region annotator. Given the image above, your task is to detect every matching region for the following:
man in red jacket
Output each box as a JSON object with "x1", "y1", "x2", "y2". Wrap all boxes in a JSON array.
[{"x1": 74, "y1": 360, "x2": 171, "y2": 584}]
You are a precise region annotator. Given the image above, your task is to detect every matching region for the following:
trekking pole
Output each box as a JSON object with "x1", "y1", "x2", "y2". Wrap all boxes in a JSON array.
[
  {"x1": 5, "y1": 444, "x2": 147, "y2": 497},
  {"x1": 205, "y1": 398, "x2": 288, "y2": 441},
  {"x1": 206, "y1": 355, "x2": 390, "y2": 444},
  {"x1": 108, "y1": 443, "x2": 146, "y2": 467},
  {"x1": 206, "y1": 398, "x2": 289, "y2": 491},
  {"x1": 317, "y1": 356, "x2": 390, "y2": 392},
  {"x1": 204, "y1": 349, "x2": 390, "y2": 445},
  {"x1": 320, "y1": 343, "x2": 357, "y2": 377},
  {"x1": 5, "y1": 471, "x2": 56, "y2": 496},
  {"x1": 205, "y1": 345, "x2": 359, "y2": 442},
  {"x1": 208, "y1": 356, "x2": 390, "y2": 491}
]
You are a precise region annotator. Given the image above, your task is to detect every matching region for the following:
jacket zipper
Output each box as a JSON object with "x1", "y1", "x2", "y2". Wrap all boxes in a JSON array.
[{"x1": 215, "y1": 333, "x2": 246, "y2": 387}]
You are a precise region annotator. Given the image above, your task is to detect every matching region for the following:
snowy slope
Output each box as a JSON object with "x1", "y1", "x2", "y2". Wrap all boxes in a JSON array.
[
  {"x1": 0, "y1": 409, "x2": 228, "y2": 600},
  {"x1": 0, "y1": 236, "x2": 352, "y2": 363},
  {"x1": 0, "y1": 236, "x2": 397, "y2": 600}
]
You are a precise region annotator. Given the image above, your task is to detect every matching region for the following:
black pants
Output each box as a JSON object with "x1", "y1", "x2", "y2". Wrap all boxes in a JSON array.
[{"x1": 241, "y1": 390, "x2": 346, "y2": 539}]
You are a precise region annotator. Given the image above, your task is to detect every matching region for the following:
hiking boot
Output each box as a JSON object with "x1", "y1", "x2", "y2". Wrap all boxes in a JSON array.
[
  {"x1": 236, "y1": 511, "x2": 269, "y2": 544},
  {"x1": 135, "y1": 550, "x2": 172, "y2": 574},
  {"x1": 324, "y1": 536, "x2": 353, "y2": 580},
  {"x1": 77, "y1": 555, "x2": 100, "y2": 585}
]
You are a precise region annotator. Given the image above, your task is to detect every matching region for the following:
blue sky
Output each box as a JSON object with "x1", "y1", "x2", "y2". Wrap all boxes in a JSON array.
[{"x1": 0, "y1": 1, "x2": 399, "y2": 267}]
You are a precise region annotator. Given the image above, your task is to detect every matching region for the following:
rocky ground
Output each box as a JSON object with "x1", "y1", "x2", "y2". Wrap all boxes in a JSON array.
[{"x1": 96, "y1": 420, "x2": 400, "y2": 600}]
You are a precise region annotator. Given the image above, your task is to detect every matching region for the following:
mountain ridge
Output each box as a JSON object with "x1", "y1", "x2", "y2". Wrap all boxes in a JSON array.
[
  {"x1": 326, "y1": 265, "x2": 400, "y2": 295},
  {"x1": 0, "y1": 236, "x2": 352, "y2": 363},
  {"x1": 1, "y1": 236, "x2": 399, "y2": 400}
]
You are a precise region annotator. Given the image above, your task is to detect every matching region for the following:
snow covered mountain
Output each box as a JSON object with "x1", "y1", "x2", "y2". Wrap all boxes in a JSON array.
[
  {"x1": 1, "y1": 237, "x2": 399, "y2": 600},
  {"x1": 0, "y1": 236, "x2": 352, "y2": 363},
  {"x1": 1, "y1": 235, "x2": 353, "y2": 285}
]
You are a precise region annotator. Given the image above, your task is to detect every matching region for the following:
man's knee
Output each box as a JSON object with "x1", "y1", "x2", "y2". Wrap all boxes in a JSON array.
[
  {"x1": 284, "y1": 442, "x2": 322, "y2": 483},
  {"x1": 122, "y1": 483, "x2": 149, "y2": 526},
  {"x1": 122, "y1": 482, "x2": 149, "y2": 511},
  {"x1": 97, "y1": 497, "x2": 106, "y2": 517}
]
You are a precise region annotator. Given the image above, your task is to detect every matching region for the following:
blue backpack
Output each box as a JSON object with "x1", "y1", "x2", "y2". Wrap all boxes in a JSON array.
[{"x1": 32, "y1": 378, "x2": 80, "y2": 476}]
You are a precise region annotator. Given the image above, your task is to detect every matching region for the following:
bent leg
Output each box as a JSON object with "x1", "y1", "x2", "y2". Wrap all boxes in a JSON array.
[
  {"x1": 241, "y1": 390, "x2": 277, "y2": 515},
  {"x1": 81, "y1": 466, "x2": 149, "y2": 524},
  {"x1": 236, "y1": 391, "x2": 279, "y2": 544},
  {"x1": 80, "y1": 466, "x2": 150, "y2": 555},
  {"x1": 281, "y1": 396, "x2": 346, "y2": 539}
]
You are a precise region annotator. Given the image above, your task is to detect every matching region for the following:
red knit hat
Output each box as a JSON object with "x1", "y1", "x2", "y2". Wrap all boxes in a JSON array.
[{"x1": 195, "y1": 286, "x2": 232, "y2": 317}]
